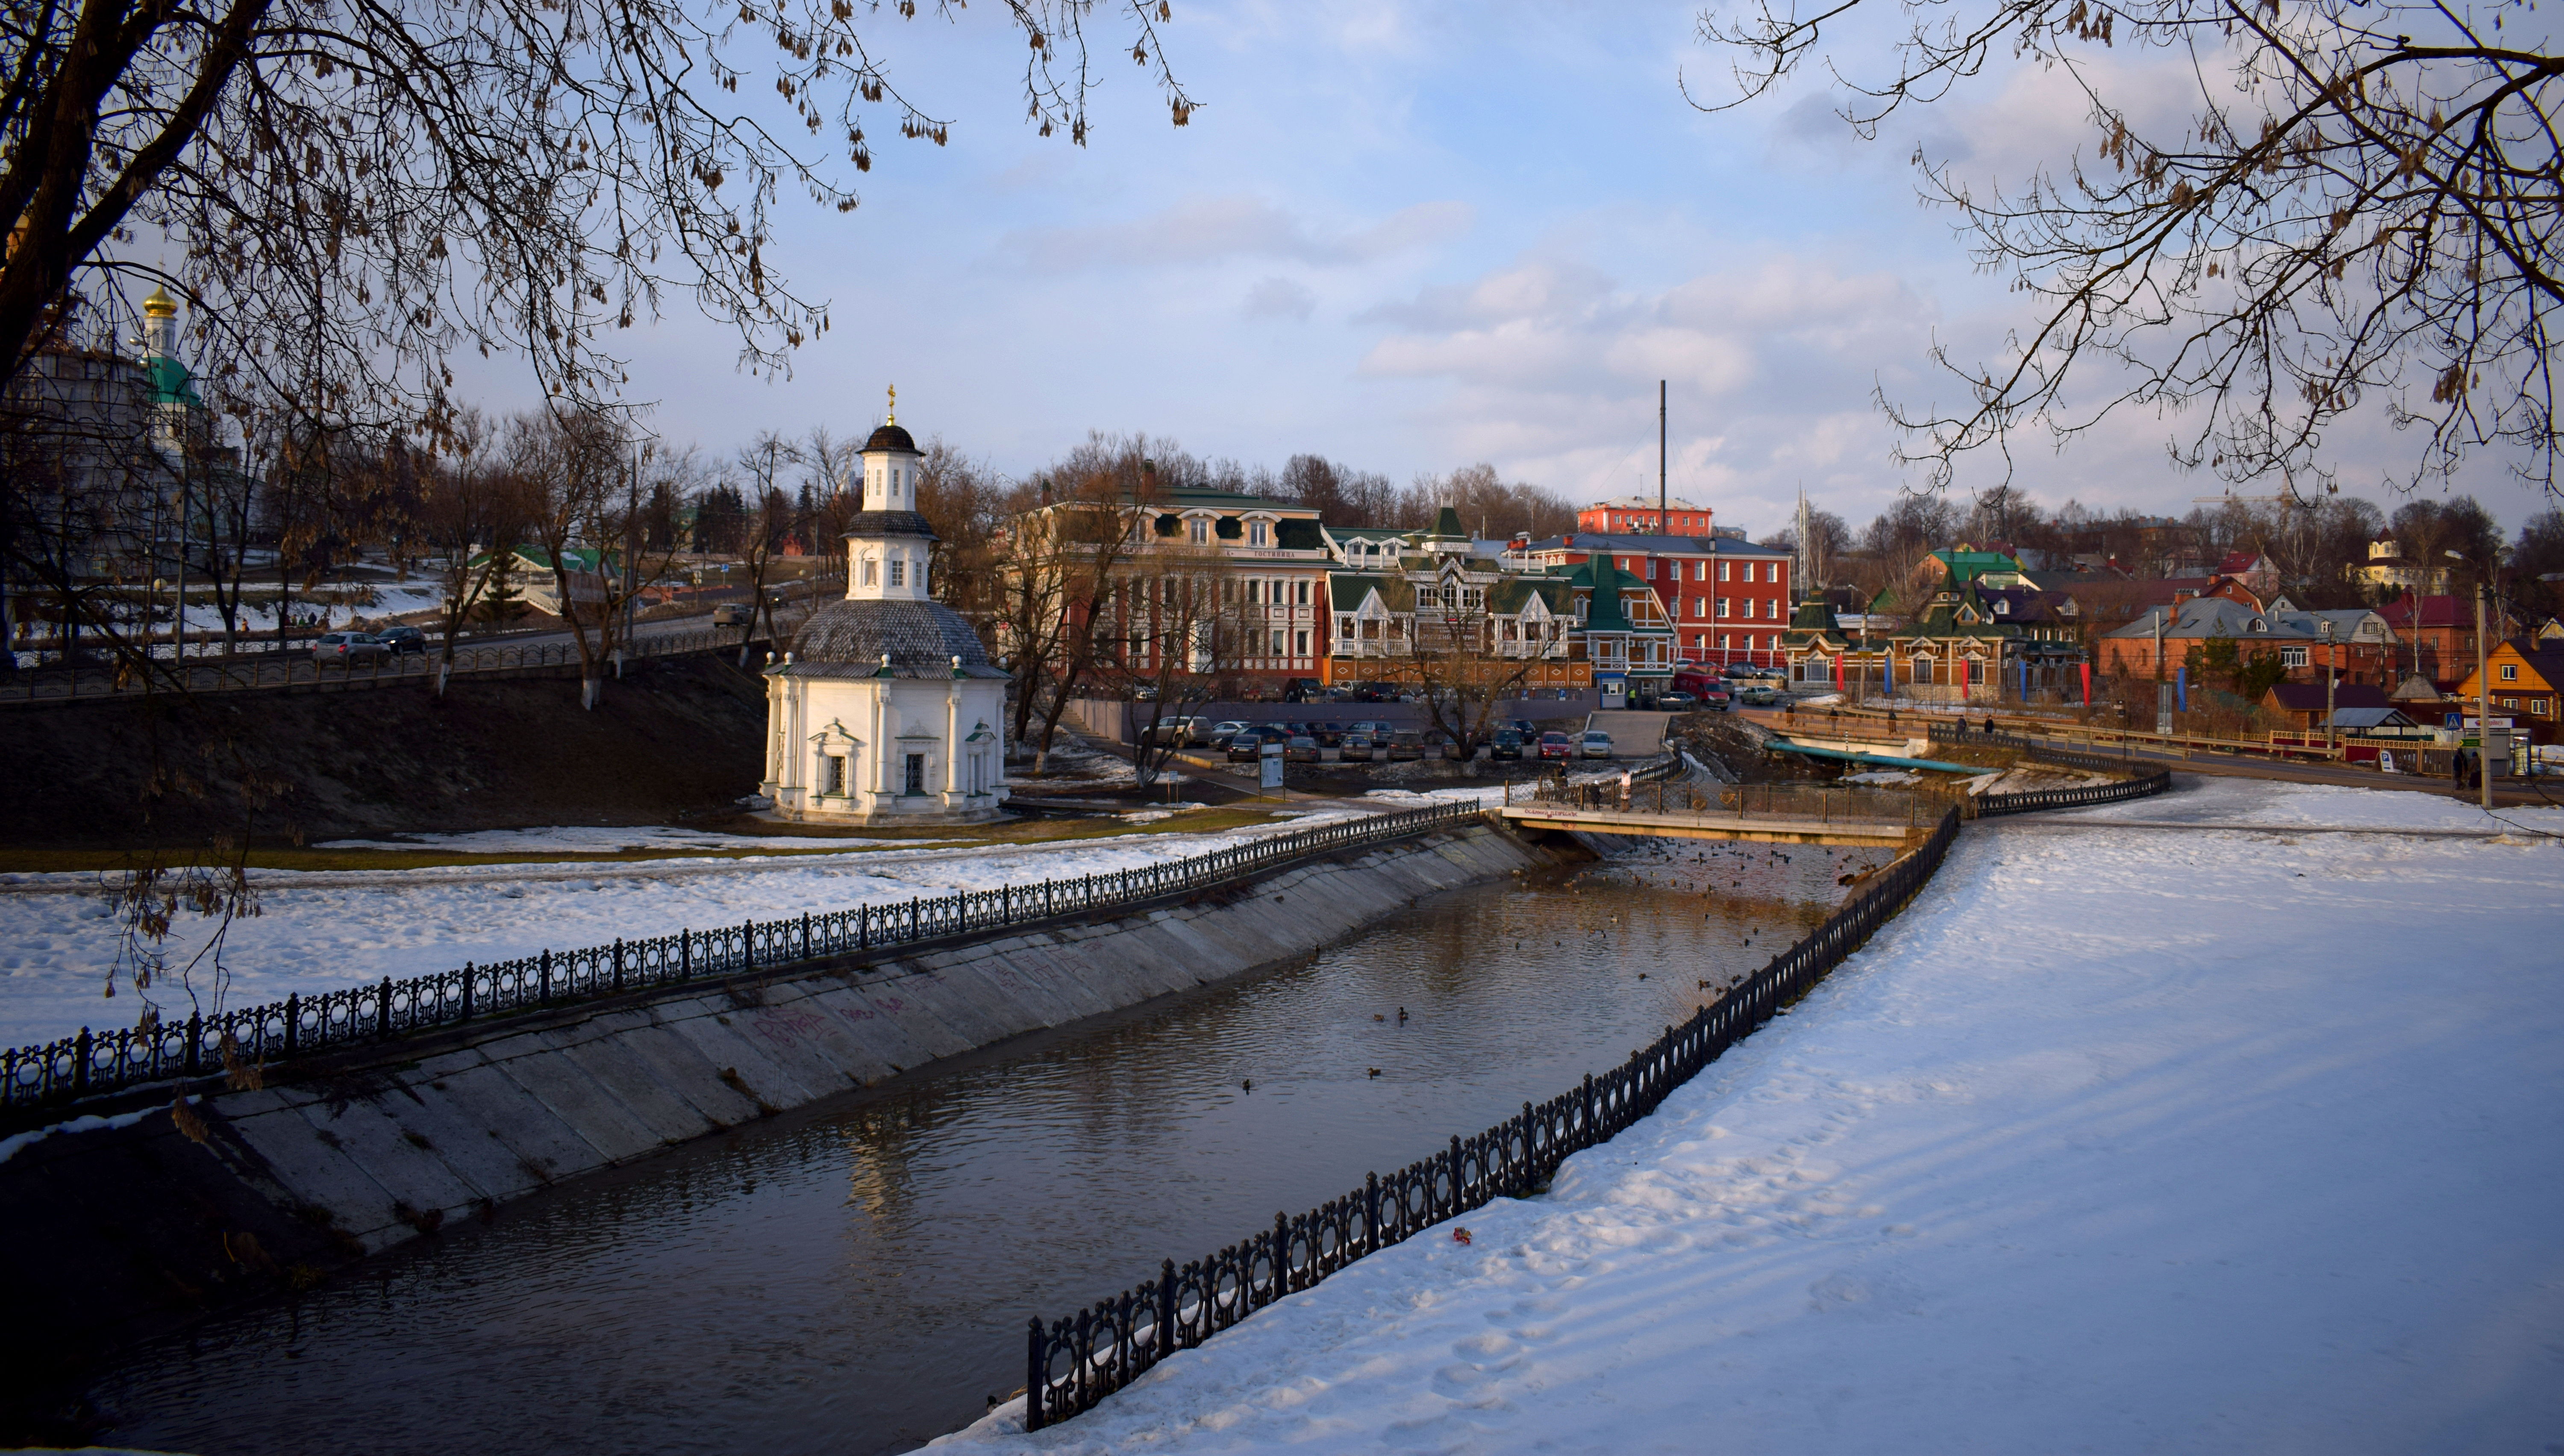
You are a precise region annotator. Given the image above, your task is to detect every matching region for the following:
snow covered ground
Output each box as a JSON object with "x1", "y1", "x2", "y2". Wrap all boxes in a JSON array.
[
  {"x1": 0, "y1": 810, "x2": 1386, "y2": 1048},
  {"x1": 932, "y1": 776, "x2": 2564, "y2": 1454}
]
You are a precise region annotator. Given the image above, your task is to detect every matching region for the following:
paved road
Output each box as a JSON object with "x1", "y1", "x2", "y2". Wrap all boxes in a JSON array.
[
  {"x1": 1734, "y1": 705, "x2": 2557, "y2": 811},
  {"x1": 3, "y1": 605, "x2": 815, "y2": 704}
]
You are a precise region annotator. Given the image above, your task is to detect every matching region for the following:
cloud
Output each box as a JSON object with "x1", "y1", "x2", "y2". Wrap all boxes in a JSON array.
[
  {"x1": 1244, "y1": 276, "x2": 1317, "y2": 321},
  {"x1": 1000, "y1": 197, "x2": 1473, "y2": 273},
  {"x1": 1353, "y1": 250, "x2": 1944, "y2": 526}
]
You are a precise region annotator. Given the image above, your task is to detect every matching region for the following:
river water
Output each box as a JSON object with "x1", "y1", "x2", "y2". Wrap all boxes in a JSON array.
[{"x1": 82, "y1": 837, "x2": 1884, "y2": 1456}]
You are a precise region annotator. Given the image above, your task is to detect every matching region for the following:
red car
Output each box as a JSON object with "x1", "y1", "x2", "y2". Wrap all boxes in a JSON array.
[{"x1": 1536, "y1": 731, "x2": 1574, "y2": 760}]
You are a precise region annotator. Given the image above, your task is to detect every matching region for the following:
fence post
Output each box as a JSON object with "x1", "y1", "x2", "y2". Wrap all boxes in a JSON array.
[
  {"x1": 1026, "y1": 1318, "x2": 1047, "y2": 1432},
  {"x1": 540, "y1": 948, "x2": 553, "y2": 1003},
  {"x1": 377, "y1": 978, "x2": 392, "y2": 1039},
  {"x1": 185, "y1": 1012, "x2": 202, "y2": 1076},
  {"x1": 457, "y1": 969, "x2": 470, "y2": 1022},
  {"x1": 801, "y1": 912, "x2": 811, "y2": 960},
  {"x1": 1159, "y1": 1258, "x2": 1178, "y2": 1356},
  {"x1": 743, "y1": 920, "x2": 756, "y2": 969},
  {"x1": 72, "y1": 1027, "x2": 91, "y2": 1095},
  {"x1": 285, "y1": 993, "x2": 301, "y2": 1055},
  {"x1": 613, "y1": 938, "x2": 626, "y2": 993}
]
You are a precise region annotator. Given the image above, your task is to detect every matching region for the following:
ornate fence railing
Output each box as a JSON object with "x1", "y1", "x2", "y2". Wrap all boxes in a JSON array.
[
  {"x1": 0, "y1": 801, "x2": 1488, "y2": 1115},
  {"x1": 1974, "y1": 768, "x2": 2173, "y2": 817},
  {"x1": 1920, "y1": 721, "x2": 2175, "y2": 817},
  {"x1": 1022, "y1": 802, "x2": 1965, "y2": 1431}
]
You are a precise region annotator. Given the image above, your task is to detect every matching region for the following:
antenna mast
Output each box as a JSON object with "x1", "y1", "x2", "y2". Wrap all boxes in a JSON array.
[{"x1": 1657, "y1": 380, "x2": 1667, "y2": 535}]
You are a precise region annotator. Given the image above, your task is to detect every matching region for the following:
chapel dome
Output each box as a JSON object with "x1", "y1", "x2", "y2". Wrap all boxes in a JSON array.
[
  {"x1": 790, "y1": 596, "x2": 991, "y2": 675},
  {"x1": 863, "y1": 422, "x2": 918, "y2": 454}
]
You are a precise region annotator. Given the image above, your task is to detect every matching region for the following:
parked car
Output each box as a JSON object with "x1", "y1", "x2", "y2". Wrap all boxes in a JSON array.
[
  {"x1": 1281, "y1": 678, "x2": 1323, "y2": 703},
  {"x1": 1505, "y1": 718, "x2": 1538, "y2": 739},
  {"x1": 1656, "y1": 692, "x2": 1697, "y2": 710},
  {"x1": 1282, "y1": 735, "x2": 1322, "y2": 763},
  {"x1": 1355, "y1": 681, "x2": 1401, "y2": 703},
  {"x1": 1738, "y1": 684, "x2": 1779, "y2": 707},
  {"x1": 1384, "y1": 730, "x2": 1424, "y2": 761},
  {"x1": 1323, "y1": 684, "x2": 1358, "y2": 702},
  {"x1": 1132, "y1": 684, "x2": 1160, "y2": 702},
  {"x1": 1538, "y1": 731, "x2": 1574, "y2": 760},
  {"x1": 1491, "y1": 730, "x2": 1526, "y2": 760},
  {"x1": 376, "y1": 625, "x2": 428, "y2": 655},
  {"x1": 1339, "y1": 731, "x2": 1376, "y2": 762},
  {"x1": 1311, "y1": 721, "x2": 1349, "y2": 747},
  {"x1": 1701, "y1": 683, "x2": 1732, "y2": 708},
  {"x1": 1208, "y1": 720, "x2": 1251, "y2": 741},
  {"x1": 1138, "y1": 716, "x2": 1195, "y2": 746},
  {"x1": 312, "y1": 631, "x2": 388, "y2": 666},
  {"x1": 711, "y1": 602, "x2": 752, "y2": 627},
  {"x1": 1225, "y1": 734, "x2": 1268, "y2": 763},
  {"x1": 1579, "y1": 730, "x2": 1615, "y2": 759},
  {"x1": 1721, "y1": 663, "x2": 1755, "y2": 680},
  {"x1": 1348, "y1": 719, "x2": 1396, "y2": 737}
]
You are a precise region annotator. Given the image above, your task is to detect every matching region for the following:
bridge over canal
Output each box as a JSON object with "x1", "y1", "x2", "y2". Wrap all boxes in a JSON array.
[{"x1": 1497, "y1": 776, "x2": 1934, "y2": 848}]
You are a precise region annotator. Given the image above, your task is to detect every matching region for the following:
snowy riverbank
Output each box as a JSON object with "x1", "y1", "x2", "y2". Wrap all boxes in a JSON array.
[
  {"x1": 932, "y1": 776, "x2": 2564, "y2": 1454},
  {"x1": 0, "y1": 804, "x2": 1478, "y2": 1048}
]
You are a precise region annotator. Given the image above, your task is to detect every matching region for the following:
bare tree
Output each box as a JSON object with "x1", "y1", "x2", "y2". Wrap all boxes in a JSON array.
[
  {"x1": 510, "y1": 407, "x2": 673, "y2": 707},
  {"x1": 1695, "y1": 0, "x2": 2564, "y2": 496},
  {"x1": 727, "y1": 433, "x2": 795, "y2": 666},
  {"x1": 416, "y1": 408, "x2": 527, "y2": 692}
]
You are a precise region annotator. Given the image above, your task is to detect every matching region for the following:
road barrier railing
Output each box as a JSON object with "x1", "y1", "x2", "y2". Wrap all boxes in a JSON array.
[
  {"x1": 0, "y1": 802, "x2": 1488, "y2": 1116},
  {"x1": 1022, "y1": 802, "x2": 1964, "y2": 1431},
  {"x1": 3, "y1": 622, "x2": 791, "y2": 705}
]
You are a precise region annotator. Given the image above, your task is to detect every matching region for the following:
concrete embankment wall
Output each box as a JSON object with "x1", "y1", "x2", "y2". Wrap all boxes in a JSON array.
[{"x1": 0, "y1": 822, "x2": 1552, "y2": 1418}]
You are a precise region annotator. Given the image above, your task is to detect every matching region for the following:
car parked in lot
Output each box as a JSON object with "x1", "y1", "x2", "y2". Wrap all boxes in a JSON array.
[
  {"x1": 712, "y1": 602, "x2": 753, "y2": 627},
  {"x1": 1384, "y1": 730, "x2": 1424, "y2": 761},
  {"x1": 1225, "y1": 734, "x2": 1269, "y2": 763},
  {"x1": 1655, "y1": 692, "x2": 1697, "y2": 710},
  {"x1": 377, "y1": 625, "x2": 428, "y2": 655},
  {"x1": 1311, "y1": 721, "x2": 1348, "y2": 747},
  {"x1": 1338, "y1": 731, "x2": 1376, "y2": 762},
  {"x1": 1207, "y1": 720, "x2": 1250, "y2": 742},
  {"x1": 1536, "y1": 731, "x2": 1574, "y2": 760},
  {"x1": 1737, "y1": 684, "x2": 1779, "y2": 707},
  {"x1": 1282, "y1": 735, "x2": 1321, "y2": 763},
  {"x1": 1143, "y1": 716, "x2": 1209, "y2": 746},
  {"x1": 1505, "y1": 718, "x2": 1538, "y2": 739},
  {"x1": 1347, "y1": 719, "x2": 1396, "y2": 738},
  {"x1": 1579, "y1": 730, "x2": 1615, "y2": 759},
  {"x1": 1491, "y1": 730, "x2": 1525, "y2": 760},
  {"x1": 1700, "y1": 683, "x2": 1732, "y2": 709},
  {"x1": 312, "y1": 631, "x2": 389, "y2": 666}
]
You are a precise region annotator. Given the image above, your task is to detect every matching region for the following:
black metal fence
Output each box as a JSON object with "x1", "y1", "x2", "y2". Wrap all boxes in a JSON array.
[
  {"x1": 0, "y1": 801, "x2": 1488, "y2": 1114},
  {"x1": 1974, "y1": 768, "x2": 2174, "y2": 817},
  {"x1": 1022, "y1": 801, "x2": 1965, "y2": 1431}
]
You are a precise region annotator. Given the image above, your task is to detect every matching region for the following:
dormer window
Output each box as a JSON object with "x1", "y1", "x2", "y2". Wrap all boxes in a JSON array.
[
  {"x1": 1994, "y1": 599, "x2": 2010, "y2": 614},
  {"x1": 1249, "y1": 520, "x2": 1270, "y2": 547},
  {"x1": 1188, "y1": 518, "x2": 1208, "y2": 544},
  {"x1": 888, "y1": 558, "x2": 906, "y2": 588}
]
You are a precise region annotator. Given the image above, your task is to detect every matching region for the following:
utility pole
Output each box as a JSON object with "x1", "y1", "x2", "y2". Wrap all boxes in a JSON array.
[
  {"x1": 1657, "y1": 379, "x2": 1667, "y2": 535},
  {"x1": 2476, "y1": 578, "x2": 2493, "y2": 810},
  {"x1": 2321, "y1": 618, "x2": 2337, "y2": 756}
]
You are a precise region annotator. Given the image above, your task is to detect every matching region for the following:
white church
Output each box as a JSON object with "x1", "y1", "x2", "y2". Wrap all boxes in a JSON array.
[{"x1": 759, "y1": 405, "x2": 1011, "y2": 824}]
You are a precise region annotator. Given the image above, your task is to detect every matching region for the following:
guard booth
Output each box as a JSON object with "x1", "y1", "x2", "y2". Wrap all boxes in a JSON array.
[{"x1": 1596, "y1": 672, "x2": 1627, "y2": 710}]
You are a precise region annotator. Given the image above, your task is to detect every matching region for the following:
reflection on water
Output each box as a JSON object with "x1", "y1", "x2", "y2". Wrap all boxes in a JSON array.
[{"x1": 85, "y1": 839, "x2": 1880, "y2": 1456}]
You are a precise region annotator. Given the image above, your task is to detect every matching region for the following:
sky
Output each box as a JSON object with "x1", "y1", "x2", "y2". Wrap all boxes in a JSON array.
[{"x1": 439, "y1": 0, "x2": 2552, "y2": 540}]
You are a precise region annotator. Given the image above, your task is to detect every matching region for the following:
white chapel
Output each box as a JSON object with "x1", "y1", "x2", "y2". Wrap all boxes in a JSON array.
[{"x1": 759, "y1": 403, "x2": 1011, "y2": 823}]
